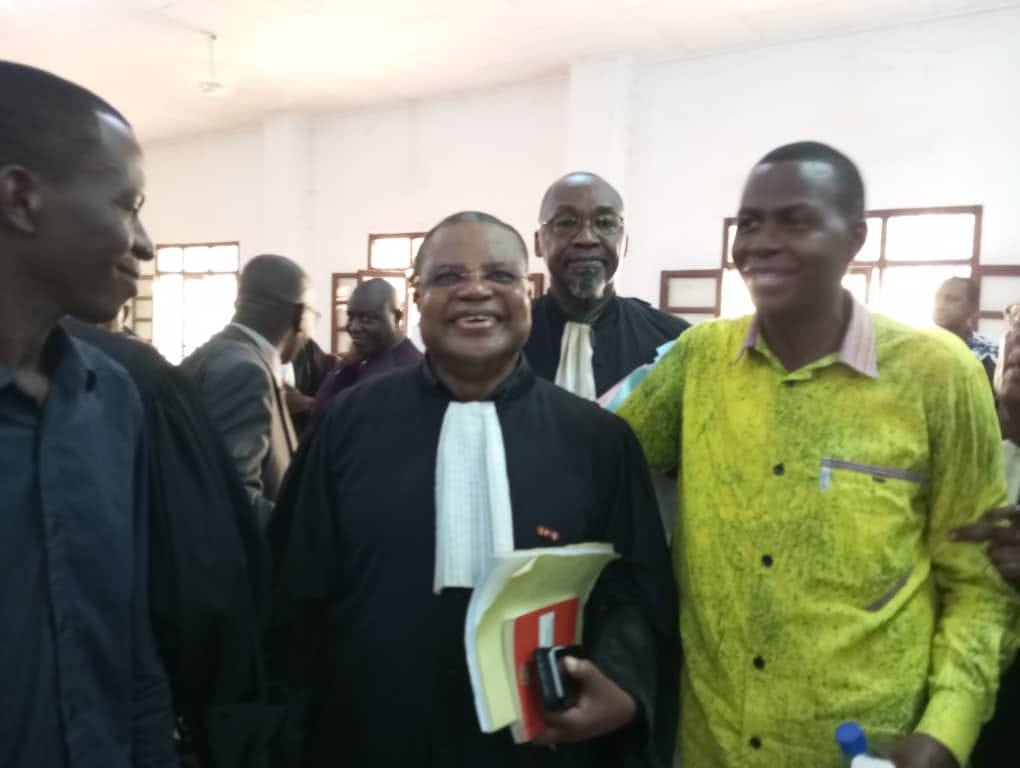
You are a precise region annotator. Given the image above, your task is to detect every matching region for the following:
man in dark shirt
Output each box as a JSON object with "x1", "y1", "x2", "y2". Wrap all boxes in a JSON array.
[
  {"x1": 524, "y1": 172, "x2": 690, "y2": 399},
  {"x1": 66, "y1": 319, "x2": 275, "y2": 768},
  {"x1": 313, "y1": 278, "x2": 423, "y2": 412},
  {"x1": 0, "y1": 61, "x2": 175, "y2": 767}
]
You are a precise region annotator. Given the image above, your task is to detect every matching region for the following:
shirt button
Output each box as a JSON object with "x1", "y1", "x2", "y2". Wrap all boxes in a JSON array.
[
  {"x1": 773, "y1": 464, "x2": 785, "y2": 476},
  {"x1": 754, "y1": 656, "x2": 766, "y2": 670},
  {"x1": 750, "y1": 737, "x2": 762, "y2": 749},
  {"x1": 762, "y1": 554, "x2": 774, "y2": 567}
]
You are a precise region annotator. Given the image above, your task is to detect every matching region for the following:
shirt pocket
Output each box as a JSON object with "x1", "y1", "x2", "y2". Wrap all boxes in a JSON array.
[
  {"x1": 816, "y1": 457, "x2": 925, "y2": 611},
  {"x1": 819, "y1": 458, "x2": 925, "y2": 490}
]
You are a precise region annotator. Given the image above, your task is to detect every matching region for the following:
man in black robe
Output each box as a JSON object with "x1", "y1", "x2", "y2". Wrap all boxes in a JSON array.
[
  {"x1": 268, "y1": 211, "x2": 678, "y2": 768},
  {"x1": 65, "y1": 319, "x2": 276, "y2": 768},
  {"x1": 524, "y1": 172, "x2": 690, "y2": 399}
]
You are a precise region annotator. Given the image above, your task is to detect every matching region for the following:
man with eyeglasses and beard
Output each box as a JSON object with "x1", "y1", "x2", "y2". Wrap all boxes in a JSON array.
[{"x1": 524, "y1": 172, "x2": 690, "y2": 401}]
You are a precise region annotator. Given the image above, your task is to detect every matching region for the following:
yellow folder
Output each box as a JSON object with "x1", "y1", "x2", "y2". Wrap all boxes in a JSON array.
[{"x1": 464, "y1": 543, "x2": 618, "y2": 734}]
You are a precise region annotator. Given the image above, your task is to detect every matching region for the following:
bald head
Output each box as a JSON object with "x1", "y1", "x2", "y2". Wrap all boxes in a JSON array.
[
  {"x1": 536, "y1": 172, "x2": 626, "y2": 312},
  {"x1": 350, "y1": 278, "x2": 398, "y2": 311},
  {"x1": 238, "y1": 253, "x2": 309, "y2": 305},
  {"x1": 235, "y1": 254, "x2": 315, "y2": 363},
  {"x1": 348, "y1": 278, "x2": 402, "y2": 359},
  {"x1": 539, "y1": 172, "x2": 624, "y2": 222}
]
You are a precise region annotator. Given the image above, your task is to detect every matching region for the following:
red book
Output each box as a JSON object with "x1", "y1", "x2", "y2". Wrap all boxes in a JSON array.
[{"x1": 504, "y1": 597, "x2": 581, "y2": 743}]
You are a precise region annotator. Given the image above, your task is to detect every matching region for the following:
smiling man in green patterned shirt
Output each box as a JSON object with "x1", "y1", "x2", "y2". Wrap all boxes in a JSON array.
[{"x1": 618, "y1": 141, "x2": 1019, "y2": 768}]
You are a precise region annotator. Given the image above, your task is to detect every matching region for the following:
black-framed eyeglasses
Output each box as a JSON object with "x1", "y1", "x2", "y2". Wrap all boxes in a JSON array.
[{"x1": 541, "y1": 211, "x2": 624, "y2": 238}]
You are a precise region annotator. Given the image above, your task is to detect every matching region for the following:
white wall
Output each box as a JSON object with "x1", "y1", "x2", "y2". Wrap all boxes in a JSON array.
[
  {"x1": 624, "y1": 6, "x2": 1020, "y2": 301},
  {"x1": 143, "y1": 127, "x2": 264, "y2": 259},
  {"x1": 143, "y1": 79, "x2": 566, "y2": 347},
  {"x1": 305, "y1": 77, "x2": 567, "y2": 317},
  {"x1": 141, "y1": 6, "x2": 1020, "y2": 348}
]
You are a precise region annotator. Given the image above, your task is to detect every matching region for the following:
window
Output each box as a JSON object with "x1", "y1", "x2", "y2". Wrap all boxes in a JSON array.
[
  {"x1": 328, "y1": 233, "x2": 426, "y2": 356},
  {"x1": 659, "y1": 269, "x2": 721, "y2": 326},
  {"x1": 132, "y1": 258, "x2": 155, "y2": 341},
  {"x1": 660, "y1": 206, "x2": 1015, "y2": 334},
  {"x1": 330, "y1": 273, "x2": 359, "y2": 356},
  {"x1": 145, "y1": 242, "x2": 240, "y2": 364},
  {"x1": 330, "y1": 234, "x2": 546, "y2": 355}
]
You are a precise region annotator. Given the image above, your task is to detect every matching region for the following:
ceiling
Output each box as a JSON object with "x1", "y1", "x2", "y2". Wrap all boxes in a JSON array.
[{"x1": 1, "y1": 0, "x2": 1015, "y2": 143}]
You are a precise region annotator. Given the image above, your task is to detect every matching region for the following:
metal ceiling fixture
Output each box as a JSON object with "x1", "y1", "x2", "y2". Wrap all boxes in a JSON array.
[{"x1": 198, "y1": 30, "x2": 223, "y2": 95}]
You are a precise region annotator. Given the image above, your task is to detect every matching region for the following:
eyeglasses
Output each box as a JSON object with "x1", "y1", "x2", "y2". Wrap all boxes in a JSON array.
[
  {"x1": 416, "y1": 267, "x2": 527, "y2": 290},
  {"x1": 541, "y1": 211, "x2": 624, "y2": 238}
]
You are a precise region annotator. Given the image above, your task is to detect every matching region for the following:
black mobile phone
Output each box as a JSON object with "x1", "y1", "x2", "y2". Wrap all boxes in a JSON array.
[{"x1": 532, "y1": 645, "x2": 585, "y2": 712}]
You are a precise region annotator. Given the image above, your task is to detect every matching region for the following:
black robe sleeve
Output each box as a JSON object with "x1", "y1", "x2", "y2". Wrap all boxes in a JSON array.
[
  {"x1": 524, "y1": 295, "x2": 691, "y2": 397},
  {"x1": 265, "y1": 410, "x2": 343, "y2": 766},
  {"x1": 62, "y1": 320, "x2": 275, "y2": 768},
  {"x1": 583, "y1": 420, "x2": 680, "y2": 768}
]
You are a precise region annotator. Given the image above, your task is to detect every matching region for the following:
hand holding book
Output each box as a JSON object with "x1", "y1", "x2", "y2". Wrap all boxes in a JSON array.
[{"x1": 530, "y1": 655, "x2": 637, "y2": 747}]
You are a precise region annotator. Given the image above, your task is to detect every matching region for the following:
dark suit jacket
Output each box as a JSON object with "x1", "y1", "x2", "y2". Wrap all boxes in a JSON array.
[
  {"x1": 180, "y1": 325, "x2": 297, "y2": 529},
  {"x1": 311, "y1": 337, "x2": 423, "y2": 414}
]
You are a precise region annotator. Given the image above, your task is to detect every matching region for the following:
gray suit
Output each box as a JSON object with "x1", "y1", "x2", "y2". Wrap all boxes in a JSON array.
[{"x1": 180, "y1": 325, "x2": 297, "y2": 529}]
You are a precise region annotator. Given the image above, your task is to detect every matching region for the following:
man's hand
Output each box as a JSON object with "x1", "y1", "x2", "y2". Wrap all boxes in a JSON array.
[
  {"x1": 283, "y1": 384, "x2": 315, "y2": 416},
  {"x1": 530, "y1": 656, "x2": 637, "y2": 747},
  {"x1": 999, "y1": 331, "x2": 1020, "y2": 440},
  {"x1": 952, "y1": 505, "x2": 1020, "y2": 583},
  {"x1": 882, "y1": 733, "x2": 958, "y2": 768}
]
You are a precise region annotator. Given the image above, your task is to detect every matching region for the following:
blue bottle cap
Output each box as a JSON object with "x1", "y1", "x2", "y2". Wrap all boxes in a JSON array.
[{"x1": 836, "y1": 721, "x2": 869, "y2": 758}]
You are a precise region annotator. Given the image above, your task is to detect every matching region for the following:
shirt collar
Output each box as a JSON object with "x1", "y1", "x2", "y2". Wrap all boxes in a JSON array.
[
  {"x1": 0, "y1": 324, "x2": 96, "y2": 399},
  {"x1": 735, "y1": 293, "x2": 879, "y2": 379},
  {"x1": 231, "y1": 322, "x2": 284, "y2": 384}
]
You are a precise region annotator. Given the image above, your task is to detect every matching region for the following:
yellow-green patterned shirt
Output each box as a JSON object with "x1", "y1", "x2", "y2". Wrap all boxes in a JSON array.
[{"x1": 618, "y1": 301, "x2": 1018, "y2": 768}]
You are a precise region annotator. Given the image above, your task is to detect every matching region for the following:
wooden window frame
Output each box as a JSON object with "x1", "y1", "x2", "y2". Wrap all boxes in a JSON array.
[
  {"x1": 659, "y1": 269, "x2": 723, "y2": 316},
  {"x1": 330, "y1": 272, "x2": 360, "y2": 356},
  {"x1": 720, "y1": 205, "x2": 982, "y2": 271},
  {"x1": 660, "y1": 206, "x2": 988, "y2": 318},
  {"x1": 976, "y1": 265, "x2": 1020, "y2": 325},
  {"x1": 368, "y1": 232, "x2": 425, "y2": 271},
  {"x1": 141, "y1": 240, "x2": 241, "y2": 350}
]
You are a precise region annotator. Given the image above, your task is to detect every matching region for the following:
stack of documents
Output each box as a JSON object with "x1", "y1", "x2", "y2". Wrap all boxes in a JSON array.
[{"x1": 464, "y1": 543, "x2": 617, "y2": 742}]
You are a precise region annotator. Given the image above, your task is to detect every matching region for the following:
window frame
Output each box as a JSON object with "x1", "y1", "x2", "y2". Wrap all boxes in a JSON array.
[
  {"x1": 142, "y1": 240, "x2": 241, "y2": 358},
  {"x1": 368, "y1": 232, "x2": 425, "y2": 271},
  {"x1": 661, "y1": 205, "x2": 990, "y2": 321}
]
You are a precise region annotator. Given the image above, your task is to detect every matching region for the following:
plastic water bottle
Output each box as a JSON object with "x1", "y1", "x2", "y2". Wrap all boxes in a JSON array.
[{"x1": 835, "y1": 722, "x2": 897, "y2": 767}]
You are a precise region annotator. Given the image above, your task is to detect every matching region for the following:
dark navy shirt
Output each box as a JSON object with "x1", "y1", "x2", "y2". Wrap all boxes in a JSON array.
[{"x1": 0, "y1": 326, "x2": 175, "y2": 767}]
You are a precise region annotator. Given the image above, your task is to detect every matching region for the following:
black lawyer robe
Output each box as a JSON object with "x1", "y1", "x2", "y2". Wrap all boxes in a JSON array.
[
  {"x1": 523, "y1": 293, "x2": 690, "y2": 397},
  {"x1": 64, "y1": 320, "x2": 276, "y2": 768},
  {"x1": 267, "y1": 359, "x2": 679, "y2": 768},
  {"x1": 971, "y1": 656, "x2": 1020, "y2": 767}
]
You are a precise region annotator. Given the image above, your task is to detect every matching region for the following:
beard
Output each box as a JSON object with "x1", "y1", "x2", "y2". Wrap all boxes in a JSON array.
[{"x1": 564, "y1": 262, "x2": 608, "y2": 301}]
